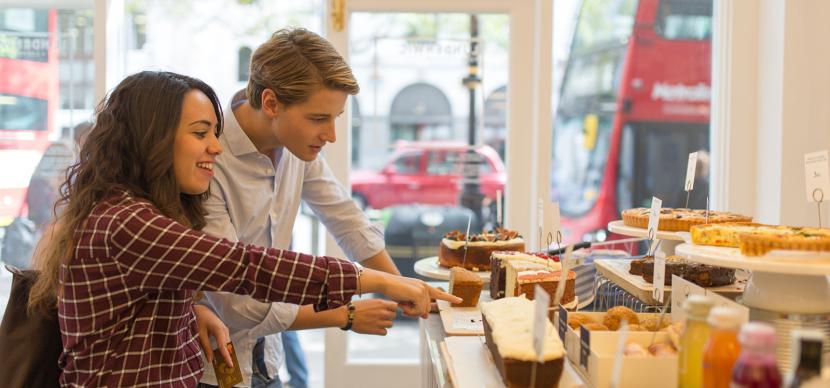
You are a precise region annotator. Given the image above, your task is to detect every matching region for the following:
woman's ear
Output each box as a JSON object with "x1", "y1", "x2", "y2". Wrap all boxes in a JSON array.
[{"x1": 261, "y1": 89, "x2": 282, "y2": 117}]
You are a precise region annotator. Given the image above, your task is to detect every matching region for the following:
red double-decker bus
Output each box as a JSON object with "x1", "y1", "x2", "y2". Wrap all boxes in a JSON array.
[
  {"x1": 552, "y1": 0, "x2": 712, "y2": 243},
  {"x1": 0, "y1": 8, "x2": 59, "y2": 226}
]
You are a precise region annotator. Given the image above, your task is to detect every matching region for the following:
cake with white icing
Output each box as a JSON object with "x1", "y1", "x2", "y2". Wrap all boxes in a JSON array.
[
  {"x1": 503, "y1": 260, "x2": 575, "y2": 306},
  {"x1": 481, "y1": 296, "x2": 565, "y2": 387}
]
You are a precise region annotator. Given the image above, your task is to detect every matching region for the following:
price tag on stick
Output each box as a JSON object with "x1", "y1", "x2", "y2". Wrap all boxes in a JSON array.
[
  {"x1": 684, "y1": 152, "x2": 698, "y2": 208},
  {"x1": 804, "y1": 150, "x2": 829, "y2": 227},
  {"x1": 804, "y1": 150, "x2": 830, "y2": 202},
  {"x1": 496, "y1": 190, "x2": 503, "y2": 227},
  {"x1": 652, "y1": 251, "x2": 667, "y2": 303},
  {"x1": 462, "y1": 214, "x2": 472, "y2": 265},
  {"x1": 554, "y1": 245, "x2": 574, "y2": 307},
  {"x1": 533, "y1": 285, "x2": 551, "y2": 364},
  {"x1": 685, "y1": 152, "x2": 699, "y2": 192},
  {"x1": 537, "y1": 198, "x2": 544, "y2": 251},
  {"x1": 647, "y1": 197, "x2": 662, "y2": 255}
]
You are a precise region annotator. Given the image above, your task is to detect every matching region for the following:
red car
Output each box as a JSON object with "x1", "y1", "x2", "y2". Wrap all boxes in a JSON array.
[{"x1": 350, "y1": 141, "x2": 506, "y2": 210}]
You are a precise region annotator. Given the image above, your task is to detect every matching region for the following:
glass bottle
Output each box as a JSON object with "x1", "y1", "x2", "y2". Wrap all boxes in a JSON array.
[
  {"x1": 702, "y1": 306, "x2": 743, "y2": 388},
  {"x1": 678, "y1": 295, "x2": 714, "y2": 388},
  {"x1": 731, "y1": 322, "x2": 782, "y2": 388}
]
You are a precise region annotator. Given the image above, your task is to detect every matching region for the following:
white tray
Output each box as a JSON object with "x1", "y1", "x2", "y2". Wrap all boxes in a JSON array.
[
  {"x1": 436, "y1": 292, "x2": 493, "y2": 336},
  {"x1": 595, "y1": 258, "x2": 746, "y2": 305},
  {"x1": 607, "y1": 220, "x2": 687, "y2": 241},
  {"x1": 442, "y1": 336, "x2": 587, "y2": 388},
  {"x1": 414, "y1": 256, "x2": 491, "y2": 282},
  {"x1": 675, "y1": 243, "x2": 830, "y2": 275}
]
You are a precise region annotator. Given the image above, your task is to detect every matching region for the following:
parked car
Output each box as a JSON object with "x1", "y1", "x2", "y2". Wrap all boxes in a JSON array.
[{"x1": 351, "y1": 141, "x2": 506, "y2": 210}]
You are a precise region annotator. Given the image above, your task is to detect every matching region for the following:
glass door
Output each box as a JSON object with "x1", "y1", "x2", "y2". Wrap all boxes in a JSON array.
[{"x1": 323, "y1": 1, "x2": 550, "y2": 386}]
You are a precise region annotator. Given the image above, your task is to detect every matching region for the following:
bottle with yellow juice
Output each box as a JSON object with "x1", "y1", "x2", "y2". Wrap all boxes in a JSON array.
[{"x1": 678, "y1": 295, "x2": 714, "y2": 388}]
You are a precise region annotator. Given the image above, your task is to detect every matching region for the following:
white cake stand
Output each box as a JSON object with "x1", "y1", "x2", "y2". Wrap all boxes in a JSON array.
[
  {"x1": 413, "y1": 256, "x2": 491, "y2": 283},
  {"x1": 675, "y1": 243, "x2": 830, "y2": 313},
  {"x1": 607, "y1": 220, "x2": 685, "y2": 255}
]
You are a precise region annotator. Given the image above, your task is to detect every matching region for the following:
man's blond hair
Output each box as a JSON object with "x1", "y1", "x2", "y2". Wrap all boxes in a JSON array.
[{"x1": 247, "y1": 28, "x2": 359, "y2": 109}]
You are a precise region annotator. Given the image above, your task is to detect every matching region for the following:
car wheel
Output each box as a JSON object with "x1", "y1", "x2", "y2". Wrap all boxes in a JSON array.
[{"x1": 352, "y1": 193, "x2": 368, "y2": 210}]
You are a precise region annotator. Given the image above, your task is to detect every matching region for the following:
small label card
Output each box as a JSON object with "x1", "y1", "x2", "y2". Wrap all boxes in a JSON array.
[
  {"x1": 558, "y1": 304, "x2": 569, "y2": 341},
  {"x1": 647, "y1": 197, "x2": 663, "y2": 253},
  {"x1": 671, "y1": 275, "x2": 750, "y2": 323},
  {"x1": 805, "y1": 150, "x2": 830, "y2": 202},
  {"x1": 533, "y1": 285, "x2": 551, "y2": 363},
  {"x1": 579, "y1": 325, "x2": 591, "y2": 370},
  {"x1": 496, "y1": 190, "x2": 503, "y2": 226},
  {"x1": 652, "y1": 251, "x2": 667, "y2": 303},
  {"x1": 452, "y1": 312, "x2": 483, "y2": 331},
  {"x1": 554, "y1": 245, "x2": 575, "y2": 306},
  {"x1": 685, "y1": 152, "x2": 699, "y2": 192}
]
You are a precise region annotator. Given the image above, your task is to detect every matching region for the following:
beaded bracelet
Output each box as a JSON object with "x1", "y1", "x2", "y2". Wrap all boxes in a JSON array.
[{"x1": 340, "y1": 301, "x2": 356, "y2": 331}]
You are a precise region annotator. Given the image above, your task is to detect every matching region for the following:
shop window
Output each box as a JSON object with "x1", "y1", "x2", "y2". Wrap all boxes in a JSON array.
[
  {"x1": 238, "y1": 46, "x2": 252, "y2": 82},
  {"x1": 389, "y1": 82, "x2": 453, "y2": 142},
  {"x1": 551, "y1": 0, "x2": 713, "y2": 242}
]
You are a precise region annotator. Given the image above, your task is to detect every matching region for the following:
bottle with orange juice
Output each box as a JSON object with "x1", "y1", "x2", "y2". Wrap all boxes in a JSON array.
[{"x1": 702, "y1": 307, "x2": 743, "y2": 388}]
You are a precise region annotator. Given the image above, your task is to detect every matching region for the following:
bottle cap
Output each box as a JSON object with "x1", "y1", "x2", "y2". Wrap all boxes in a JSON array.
[
  {"x1": 682, "y1": 295, "x2": 714, "y2": 321},
  {"x1": 707, "y1": 306, "x2": 743, "y2": 330},
  {"x1": 738, "y1": 322, "x2": 777, "y2": 351}
]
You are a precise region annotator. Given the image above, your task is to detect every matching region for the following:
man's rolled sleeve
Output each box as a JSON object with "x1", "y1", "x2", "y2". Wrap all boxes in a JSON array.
[{"x1": 335, "y1": 222, "x2": 386, "y2": 261}]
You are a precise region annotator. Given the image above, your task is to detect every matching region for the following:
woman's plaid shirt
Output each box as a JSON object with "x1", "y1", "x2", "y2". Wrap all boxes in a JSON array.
[{"x1": 58, "y1": 191, "x2": 357, "y2": 387}]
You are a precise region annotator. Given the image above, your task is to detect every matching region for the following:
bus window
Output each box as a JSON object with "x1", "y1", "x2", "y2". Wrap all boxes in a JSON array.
[
  {"x1": 616, "y1": 121, "x2": 709, "y2": 212},
  {"x1": 572, "y1": 0, "x2": 637, "y2": 52},
  {"x1": 552, "y1": 114, "x2": 613, "y2": 217},
  {"x1": 0, "y1": 94, "x2": 48, "y2": 131},
  {"x1": 656, "y1": 0, "x2": 713, "y2": 40}
]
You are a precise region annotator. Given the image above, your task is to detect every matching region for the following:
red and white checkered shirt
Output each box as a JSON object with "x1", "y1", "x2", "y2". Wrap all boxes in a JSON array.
[{"x1": 58, "y1": 191, "x2": 357, "y2": 387}]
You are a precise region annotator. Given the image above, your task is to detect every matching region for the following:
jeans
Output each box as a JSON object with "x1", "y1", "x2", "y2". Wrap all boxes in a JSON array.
[{"x1": 281, "y1": 331, "x2": 308, "y2": 388}]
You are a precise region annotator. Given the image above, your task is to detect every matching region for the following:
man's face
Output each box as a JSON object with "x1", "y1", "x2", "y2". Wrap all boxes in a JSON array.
[{"x1": 273, "y1": 88, "x2": 347, "y2": 162}]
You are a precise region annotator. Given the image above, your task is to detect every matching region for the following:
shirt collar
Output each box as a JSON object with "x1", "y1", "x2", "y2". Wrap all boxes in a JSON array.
[{"x1": 222, "y1": 103, "x2": 261, "y2": 157}]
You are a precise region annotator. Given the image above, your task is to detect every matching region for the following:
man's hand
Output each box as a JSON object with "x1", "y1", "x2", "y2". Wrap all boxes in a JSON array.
[
  {"x1": 350, "y1": 299, "x2": 398, "y2": 335},
  {"x1": 193, "y1": 304, "x2": 233, "y2": 367}
]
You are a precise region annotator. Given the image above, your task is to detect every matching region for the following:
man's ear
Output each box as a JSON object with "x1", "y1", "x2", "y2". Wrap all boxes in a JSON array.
[{"x1": 261, "y1": 89, "x2": 282, "y2": 117}]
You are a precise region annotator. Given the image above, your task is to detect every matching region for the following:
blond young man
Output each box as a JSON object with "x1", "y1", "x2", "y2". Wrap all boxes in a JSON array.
[{"x1": 196, "y1": 29, "x2": 404, "y2": 388}]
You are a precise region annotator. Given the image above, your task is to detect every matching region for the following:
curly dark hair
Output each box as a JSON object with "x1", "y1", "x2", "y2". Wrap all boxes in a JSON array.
[{"x1": 29, "y1": 71, "x2": 223, "y2": 313}]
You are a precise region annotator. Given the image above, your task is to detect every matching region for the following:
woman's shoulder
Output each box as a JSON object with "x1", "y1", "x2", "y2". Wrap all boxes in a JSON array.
[{"x1": 89, "y1": 189, "x2": 158, "y2": 221}]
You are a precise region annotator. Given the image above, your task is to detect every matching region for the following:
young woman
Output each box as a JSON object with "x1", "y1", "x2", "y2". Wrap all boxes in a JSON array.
[{"x1": 28, "y1": 71, "x2": 458, "y2": 387}]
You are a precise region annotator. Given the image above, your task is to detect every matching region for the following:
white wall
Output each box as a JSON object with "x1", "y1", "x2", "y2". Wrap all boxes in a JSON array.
[
  {"x1": 778, "y1": 0, "x2": 830, "y2": 226},
  {"x1": 716, "y1": 0, "x2": 830, "y2": 227}
]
